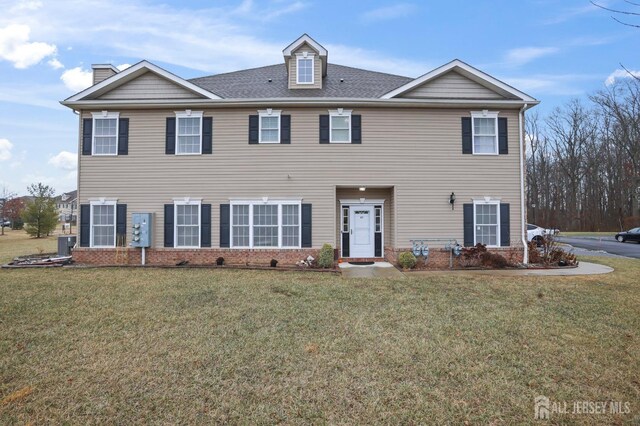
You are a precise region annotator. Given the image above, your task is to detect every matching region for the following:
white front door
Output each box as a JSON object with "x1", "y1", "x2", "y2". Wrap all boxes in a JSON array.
[{"x1": 350, "y1": 205, "x2": 375, "y2": 258}]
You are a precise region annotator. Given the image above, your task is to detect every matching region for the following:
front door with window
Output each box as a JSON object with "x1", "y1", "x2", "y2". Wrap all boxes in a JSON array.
[{"x1": 349, "y1": 205, "x2": 375, "y2": 258}]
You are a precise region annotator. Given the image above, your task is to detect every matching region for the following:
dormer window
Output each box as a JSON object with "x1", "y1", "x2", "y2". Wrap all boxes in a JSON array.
[{"x1": 297, "y1": 56, "x2": 314, "y2": 84}]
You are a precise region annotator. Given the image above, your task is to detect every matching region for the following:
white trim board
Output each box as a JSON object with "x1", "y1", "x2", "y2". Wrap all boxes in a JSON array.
[
  {"x1": 64, "y1": 60, "x2": 222, "y2": 102},
  {"x1": 380, "y1": 59, "x2": 538, "y2": 102},
  {"x1": 282, "y1": 34, "x2": 328, "y2": 57}
]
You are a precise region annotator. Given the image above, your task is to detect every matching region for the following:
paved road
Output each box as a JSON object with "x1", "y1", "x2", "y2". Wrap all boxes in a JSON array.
[{"x1": 556, "y1": 236, "x2": 640, "y2": 259}]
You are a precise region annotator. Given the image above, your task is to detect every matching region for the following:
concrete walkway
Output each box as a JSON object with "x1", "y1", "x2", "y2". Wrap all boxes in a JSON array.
[
  {"x1": 339, "y1": 261, "x2": 613, "y2": 279},
  {"x1": 407, "y1": 261, "x2": 613, "y2": 277},
  {"x1": 339, "y1": 262, "x2": 405, "y2": 279}
]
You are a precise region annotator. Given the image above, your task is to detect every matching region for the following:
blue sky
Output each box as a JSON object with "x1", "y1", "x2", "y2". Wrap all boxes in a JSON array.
[{"x1": 0, "y1": 0, "x2": 638, "y2": 195}]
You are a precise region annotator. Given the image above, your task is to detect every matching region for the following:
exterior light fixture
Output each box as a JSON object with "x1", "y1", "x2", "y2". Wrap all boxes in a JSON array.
[
  {"x1": 359, "y1": 186, "x2": 366, "y2": 192},
  {"x1": 449, "y1": 192, "x2": 456, "y2": 210}
]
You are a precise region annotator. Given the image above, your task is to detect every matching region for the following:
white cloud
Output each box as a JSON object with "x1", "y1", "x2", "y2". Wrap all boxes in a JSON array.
[
  {"x1": 48, "y1": 151, "x2": 77, "y2": 171},
  {"x1": 605, "y1": 68, "x2": 640, "y2": 86},
  {"x1": 328, "y1": 44, "x2": 430, "y2": 77},
  {"x1": 116, "y1": 63, "x2": 131, "y2": 71},
  {"x1": 47, "y1": 58, "x2": 64, "y2": 69},
  {"x1": 0, "y1": 138, "x2": 13, "y2": 161},
  {"x1": 10, "y1": 0, "x2": 43, "y2": 12},
  {"x1": 361, "y1": 3, "x2": 415, "y2": 23},
  {"x1": 0, "y1": 24, "x2": 57, "y2": 68},
  {"x1": 60, "y1": 67, "x2": 92, "y2": 92},
  {"x1": 502, "y1": 73, "x2": 600, "y2": 96},
  {"x1": 504, "y1": 47, "x2": 559, "y2": 67}
]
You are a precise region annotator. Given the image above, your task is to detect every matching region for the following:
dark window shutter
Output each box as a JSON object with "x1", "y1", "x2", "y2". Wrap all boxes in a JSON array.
[
  {"x1": 80, "y1": 204, "x2": 90, "y2": 247},
  {"x1": 116, "y1": 204, "x2": 127, "y2": 246},
  {"x1": 164, "y1": 204, "x2": 174, "y2": 247},
  {"x1": 202, "y1": 117, "x2": 212, "y2": 154},
  {"x1": 201, "y1": 204, "x2": 212, "y2": 247},
  {"x1": 82, "y1": 119, "x2": 92, "y2": 155},
  {"x1": 462, "y1": 117, "x2": 472, "y2": 154},
  {"x1": 166, "y1": 118, "x2": 176, "y2": 155},
  {"x1": 220, "y1": 204, "x2": 230, "y2": 248},
  {"x1": 301, "y1": 203, "x2": 312, "y2": 247},
  {"x1": 500, "y1": 203, "x2": 510, "y2": 247},
  {"x1": 118, "y1": 118, "x2": 129, "y2": 155},
  {"x1": 498, "y1": 117, "x2": 508, "y2": 154},
  {"x1": 319, "y1": 115, "x2": 329, "y2": 143},
  {"x1": 280, "y1": 115, "x2": 291, "y2": 144},
  {"x1": 351, "y1": 115, "x2": 362, "y2": 144},
  {"x1": 248, "y1": 115, "x2": 259, "y2": 144},
  {"x1": 463, "y1": 203, "x2": 474, "y2": 247}
]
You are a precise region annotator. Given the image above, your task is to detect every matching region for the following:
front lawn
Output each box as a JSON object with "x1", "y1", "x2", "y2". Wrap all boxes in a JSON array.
[
  {"x1": 0, "y1": 229, "x2": 59, "y2": 264},
  {"x1": 1, "y1": 258, "x2": 638, "y2": 423}
]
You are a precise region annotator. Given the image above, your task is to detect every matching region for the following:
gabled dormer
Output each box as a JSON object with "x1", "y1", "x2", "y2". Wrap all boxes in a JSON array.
[{"x1": 283, "y1": 34, "x2": 327, "y2": 90}]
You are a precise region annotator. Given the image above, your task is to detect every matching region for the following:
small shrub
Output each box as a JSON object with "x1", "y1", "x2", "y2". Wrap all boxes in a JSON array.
[
  {"x1": 317, "y1": 244, "x2": 334, "y2": 268},
  {"x1": 480, "y1": 251, "x2": 510, "y2": 268},
  {"x1": 398, "y1": 251, "x2": 417, "y2": 269},
  {"x1": 459, "y1": 243, "x2": 487, "y2": 268},
  {"x1": 528, "y1": 241, "x2": 542, "y2": 263}
]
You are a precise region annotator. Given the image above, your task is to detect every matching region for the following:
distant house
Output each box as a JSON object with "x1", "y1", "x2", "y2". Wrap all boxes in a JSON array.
[
  {"x1": 61, "y1": 34, "x2": 539, "y2": 266},
  {"x1": 55, "y1": 190, "x2": 77, "y2": 222}
]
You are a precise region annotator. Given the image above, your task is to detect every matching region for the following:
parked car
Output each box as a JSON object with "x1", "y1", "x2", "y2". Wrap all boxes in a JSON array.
[
  {"x1": 615, "y1": 227, "x2": 640, "y2": 243},
  {"x1": 527, "y1": 224, "x2": 545, "y2": 244},
  {"x1": 1, "y1": 218, "x2": 11, "y2": 227}
]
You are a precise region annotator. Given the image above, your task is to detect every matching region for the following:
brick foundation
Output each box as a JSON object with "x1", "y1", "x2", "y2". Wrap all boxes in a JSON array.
[
  {"x1": 72, "y1": 247, "x2": 320, "y2": 267},
  {"x1": 386, "y1": 246, "x2": 525, "y2": 269}
]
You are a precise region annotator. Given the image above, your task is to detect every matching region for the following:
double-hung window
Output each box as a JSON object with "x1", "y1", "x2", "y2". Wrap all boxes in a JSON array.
[
  {"x1": 174, "y1": 200, "x2": 201, "y2": 248},
  {"x1": 296, "y1": 55, "x2": 314, "y2": 84},
  {"x1": 175, "y1": 111, "x2": 203, "y2": 155},
  {"x1": 329, "y1": 109, "x2": 351, "y2": 143},
  {"x1": 471, "y1": 111, "x2": 498, "y2": 155},
  {"x1": 92, "y1": 111, "x2": 119, "y2": 155},
  {"x1": 259, "y1": 110, "x2": 281, "y2": 143},
  {"x1": 474, "y1": 201, "x2": 500, "y2": 246},
  {"x1": 90, "y1": 200, "x2": 116, "y2": 247},
  {"x1": 230, "y1": 201, "x2": 301, "y2": 248}
]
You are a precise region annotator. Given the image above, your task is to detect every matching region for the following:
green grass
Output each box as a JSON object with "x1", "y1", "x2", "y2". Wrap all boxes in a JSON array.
[
  {"x1": 0, "y1": 229, "x2": 58, "y2": 264},
  {"x1": 1, "y1": 257, "x2": 639, "y2": 424},
  {"x1": 561, "y1": 232, "x2": 617, "y2": 237}
]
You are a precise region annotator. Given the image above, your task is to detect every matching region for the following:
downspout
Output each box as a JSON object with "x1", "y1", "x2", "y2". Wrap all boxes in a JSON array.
[{"x1": 519, "y1": 103, "x2": 529, "y2": 264}]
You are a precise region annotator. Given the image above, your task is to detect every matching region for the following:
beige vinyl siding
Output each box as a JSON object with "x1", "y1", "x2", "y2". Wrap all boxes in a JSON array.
[
  {"x1": 78, "y1": 107, "x2": 524, "y2": 250},
  {"x1": 288, "y1": 44, "x2": 322, "y2": 89},
  {"x1": 400, "y1": 71, "x2": 506, "y2": 99},
  {"x1": 97, "y1": 72, "x2": 201, "y2": 100},
  {"x1": 93, "y1": 68, "x2": 117, "y2": 85}
]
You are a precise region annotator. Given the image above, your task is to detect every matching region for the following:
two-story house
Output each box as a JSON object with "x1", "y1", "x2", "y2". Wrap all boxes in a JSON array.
[
  {"x1": 62, "y1": 34, "x2": 538, "y2": 266},
  {"x1": 55, "y1": 190, "x2": 77, "y2": 223}
]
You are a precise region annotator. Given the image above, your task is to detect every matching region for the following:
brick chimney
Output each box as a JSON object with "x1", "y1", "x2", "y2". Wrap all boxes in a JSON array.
[{"x1": 91, "y1": 64, "x2": 119, "y2": 85}]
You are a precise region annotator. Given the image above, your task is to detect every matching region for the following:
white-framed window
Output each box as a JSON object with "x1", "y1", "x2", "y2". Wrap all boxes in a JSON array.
[
  {"x1": 174, "y1": 199, "x2": 201, "y2": 248},
  {"x1": 296, "y1": 55, "x2": 314, "y2": 84},
  {"x1": 329, "y1": 109, "x2": 352, "y2": 143},
  {"x1": 90, "y1": 200, "x2": 116, "y2": 247},
  {"x1": 258, "y1": 109, "x2": 281, "y2": 143},
  {"x1": 342, "y1": 207, "x2": 349, "y2": 232},
  {"x1": 230, "y1": 200, "x2": 301, "y2": 249},
  {"x1": 375, "y1": 207, "x2": 382, "y2": 233},
  {"x1": 474, "y1": 200, "x2": 500, "y2": 247},
  {"x1": 175, "y1": 110, "x2": 203, "y2": 155},
  {"x1": 471, "y1": 111, "x2": 499, "y2": 155},
  {"x1": 92, "y1": 111, "x2": 119, "y2": 155}
]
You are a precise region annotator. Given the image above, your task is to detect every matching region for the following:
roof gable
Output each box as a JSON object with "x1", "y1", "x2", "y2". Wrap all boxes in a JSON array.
[
  {"x1": 64, "y1": 61, "x2": 221, "y2": 102},
  {"x1": 96, "y1": 71, "x2": 201, "y2": 100},
  {"x1": 399, "y1": 70, "x2": 507, "y2": 100},
  {"x1": 282, "y1": 34, "x2": 327, "y2": 57},
  {"x1": 381, "y1": 60, "x2": 538, "y2": 102}
]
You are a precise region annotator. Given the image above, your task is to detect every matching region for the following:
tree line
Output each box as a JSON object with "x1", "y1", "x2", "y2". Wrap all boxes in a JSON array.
[{"x1": 526, "y1": 78, "x2": 640, "y2": 231}]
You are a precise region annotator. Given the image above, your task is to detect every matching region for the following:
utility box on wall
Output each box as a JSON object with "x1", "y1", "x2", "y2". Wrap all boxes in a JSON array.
[{"x1": 130, "y1": 213, "x2": 152, "y2": 248}]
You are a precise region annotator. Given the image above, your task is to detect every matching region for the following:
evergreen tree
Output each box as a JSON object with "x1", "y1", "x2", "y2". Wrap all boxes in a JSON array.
[{"x1": 22, "y1": 183, "x2": 59, "y2": 238}]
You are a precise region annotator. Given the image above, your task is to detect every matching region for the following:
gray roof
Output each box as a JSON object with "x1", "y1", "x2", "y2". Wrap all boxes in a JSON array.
[{"x1": 189, "y1": 63, "x2": 413, "y2": 99}]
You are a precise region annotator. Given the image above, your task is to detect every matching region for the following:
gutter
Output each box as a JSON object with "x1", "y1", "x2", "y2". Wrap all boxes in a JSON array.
[
  {"x1": 60, "y1": 98, "x2": 540, "y2": 110},
  {"x1": 519, "y1": 103, "x2": 529, "y2": 264}
]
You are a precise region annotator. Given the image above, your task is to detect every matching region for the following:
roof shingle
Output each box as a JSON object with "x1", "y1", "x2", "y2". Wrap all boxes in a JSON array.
[{"x1": 188, "y1": 63, "x2": 413, "y2": 99}]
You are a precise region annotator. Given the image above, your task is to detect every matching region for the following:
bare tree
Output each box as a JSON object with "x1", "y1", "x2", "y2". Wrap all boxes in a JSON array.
[{"x1": 0, "y1": 186, "x2": 17, "y2": 236}]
